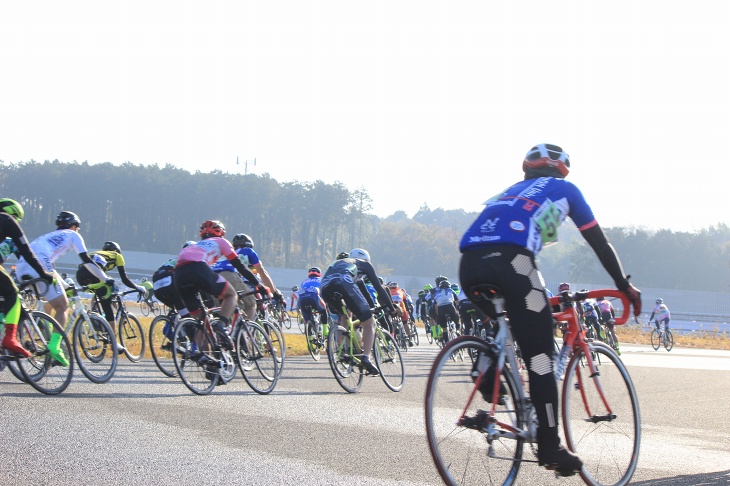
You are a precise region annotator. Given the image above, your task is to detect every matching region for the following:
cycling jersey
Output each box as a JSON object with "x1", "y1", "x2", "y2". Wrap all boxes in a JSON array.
[
  {"x1": 299, "y1": 277, "x2": 322, "y2": 298},
  {"x1": 210, "y1": 246, "x2": 260, "y2": 273},
  {"x1": 0, "y1": 237, "x2": 18, "y2": 264},
  {"x1": 460, "y1": 177, "x2": 596, "y2": 255},
  {"x1": 651, "y1": 304, "x2": 670, "y2": 321},
  {"x1": 177, "y1": 238, "x2": 238, "y2": 267},
  {"x1": 434, "y1": 287, "x2": 457, "y2": 306},
  {"x1": 18, "y1": 228, "x2": 87, "y2": 266},
  {"x1": 88, "y1": 250, "x2": 126, "y2": 271}
]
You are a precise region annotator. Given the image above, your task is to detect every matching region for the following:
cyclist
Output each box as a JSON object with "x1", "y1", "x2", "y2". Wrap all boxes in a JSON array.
[
  {"x1": 458, "y1": 143, "x2": 642, "y2": 476},
  {"x1": 151, "y1": 241, "x2": 195, "y2": 317},
  {"x1": 289, "y1": 286, "x2": 300, "y2": 311},
  {"x1": 649, "y1": 298, "x2": 671, "y2": 332},
  {"x1": 387, "y1": 281, "x2": 413, "y2": 346},
  {"x1": 596, "y1": 296, "x2": 620, "y2": 354},
  {"x1": 211, "y1": 233, "x2": 281, "y2": 322},
  {"x1": 16, "y1": 211, "x2": 115, "y2": 366},
  {"x1": 0, "y1": 199, "x2": 55, "y2": 359},
  {"x1": 579, "y1": 296, "x2": 604, "y2": 341},
  {"x1": 454, "y1": 282, "x2": 486, "y2": 336},
  {"x1": 174, "y1": 221, "x2": 262, "y2": 350},
  {"x1": 75, "y1": 241, "x2": 147, "y2": 352},
  {"x1": 298, "y1": 267, "x2": 329, "y2": 342},
  {"x1": 433, "y1": 279, "x2": 460, "y2": 345},
  {"x1": 319, "y1": 248, "x2": 396, "y2": 376}
]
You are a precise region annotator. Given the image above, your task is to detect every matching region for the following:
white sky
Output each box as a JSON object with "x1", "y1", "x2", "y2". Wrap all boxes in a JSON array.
[{"x1": 1, "y1": 2, "x2": 727, "y2": 233}]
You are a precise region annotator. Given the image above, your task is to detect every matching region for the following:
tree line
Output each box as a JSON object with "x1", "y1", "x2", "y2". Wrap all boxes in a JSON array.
[{"x1": 1, "y1": 160, "x2": 728, "y2": 292}]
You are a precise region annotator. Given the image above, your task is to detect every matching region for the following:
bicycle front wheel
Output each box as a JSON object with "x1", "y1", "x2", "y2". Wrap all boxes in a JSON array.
[
  {"x1": 663, "y1": 329, "x2": 674, "y2": 352},
  {"x1": 73, "y1": 312, "x2": 117, "y2": 384},
  {"x1": 327, "y1": 325, "x2": 363, "y2": 393},
  {"x1": 562, "y1": 342, "x2": 641, "y2": 486},
  {"x1": 425, "y1": 336, "x2": 523, "y2": 486},
  {"x1": 306, "y1": 321, "x2": 321, "y2": 361},
  {"x1": 118, "y1": 313, "x2": 146, "y2": 362},
  {"x1": 18, "y1": 311, "x2": 74, "y2": 395},
  {"x1": 373, "y1": 330, "x2": 404, "y2": 392},
  {"x1": 149, "y1": 314, "x2": 177, "y2": 377},
  {"x1": 259, "y1": 319, "x2": 285, "y2": 376},
  {"x1": 172, "y1": 318, "x2": 217, "y2": 395},
  {"x1": 235, "y1": 322, "x2": 278, "y2": 394},
  {"x1": 650, "y1": 329, "x2": 660, "y2": 350}
]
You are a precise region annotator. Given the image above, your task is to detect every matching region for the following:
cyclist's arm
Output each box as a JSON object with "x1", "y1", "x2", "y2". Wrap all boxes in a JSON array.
[
  {"x1": 253, "y1": 262, "x2": 277, "y2": 294},
  {"x1": 117, "y1": 265, "x2": 145, "y2": 293},
  {"x1": 7, "y1": 222, "x2": 50, "y2": 280},
  {"x1": 580, "y1": 223, "x2": 629, "y2": 290}
]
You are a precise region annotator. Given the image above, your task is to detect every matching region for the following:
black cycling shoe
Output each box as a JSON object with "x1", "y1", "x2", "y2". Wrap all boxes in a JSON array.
[
  {"x1": 360, "y1": 358, "x2": 380, "y2": 376},
  {"x1": 212, "y1": 320, "x2": 234, "y2": 350},
  {"x1": 538, "y1": 446, "x2": 583, "y2": 477}
]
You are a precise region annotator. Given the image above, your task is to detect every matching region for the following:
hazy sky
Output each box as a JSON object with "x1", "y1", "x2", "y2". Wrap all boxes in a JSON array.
[{"x1": 2, "y1": 2, "x2": 727, "y2": 233}]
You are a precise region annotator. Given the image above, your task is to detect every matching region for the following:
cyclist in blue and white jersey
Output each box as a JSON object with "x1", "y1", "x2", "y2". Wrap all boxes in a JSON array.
[
  {"x1": 458, "y1": 143, "x2": 642, "y2": 476},
  {"x1": 298, "y1": 266, "x2": 329, "y2": 333},
  {"x1": 433, "y1": 279, "x2": 460, "y2": 345},
  {"x1": 211, "y1": 233, "x2": 281, "y2": 321}
]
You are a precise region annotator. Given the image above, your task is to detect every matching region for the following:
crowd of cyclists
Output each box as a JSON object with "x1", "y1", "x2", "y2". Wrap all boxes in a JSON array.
[{"x1": 1, "y1": 143, "x2": 651, "y2": 478}]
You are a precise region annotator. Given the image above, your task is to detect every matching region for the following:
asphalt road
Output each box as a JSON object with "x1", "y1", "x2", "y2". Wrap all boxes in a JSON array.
[{"x1": 1, "y1": 341, "x2": 729, "y2": 485}]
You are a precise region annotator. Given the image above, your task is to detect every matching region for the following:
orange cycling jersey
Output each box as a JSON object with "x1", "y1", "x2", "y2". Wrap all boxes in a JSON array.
[{"x1": 389, "y1": 287, "x2": 409, "y2": 321}]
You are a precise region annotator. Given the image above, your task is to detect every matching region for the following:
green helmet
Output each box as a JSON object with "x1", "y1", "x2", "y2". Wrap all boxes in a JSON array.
[{"x1": 0, "y1": 198, "x2": 24, "y2": 221}]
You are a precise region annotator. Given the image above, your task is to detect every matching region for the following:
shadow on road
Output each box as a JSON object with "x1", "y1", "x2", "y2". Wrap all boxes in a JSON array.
[{"x1": 632, "y1": 470, "x2": 730, "y2": 485}]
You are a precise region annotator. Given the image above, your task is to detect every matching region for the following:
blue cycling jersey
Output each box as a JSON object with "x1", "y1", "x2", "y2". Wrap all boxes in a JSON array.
[
  {"x1": 0, "y1": 237, "x2": 18, "y2": 264},
  {"x1": 211, "y1": 247, "x2": 260, "y2": 272},
  {"x1": 299, "y1": 277, "x2": 322, "y2": 298},
  {"x1": 460, "y1": 177, "x2": 596, "y2": 255}
]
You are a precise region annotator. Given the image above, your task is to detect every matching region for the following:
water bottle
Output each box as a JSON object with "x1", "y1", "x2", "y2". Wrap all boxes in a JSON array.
[{"x1": 554, "y1": 343, "x2": 570, "y2": 380}]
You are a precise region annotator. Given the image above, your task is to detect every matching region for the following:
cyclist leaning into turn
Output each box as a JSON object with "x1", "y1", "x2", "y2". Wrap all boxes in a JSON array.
[
  {"x1": 319, "y1": 248, "x2": 396, "y2": 376},
  {"x1": 458, "y1": 143, "x2": 642, "y2": 476},
  {"x1": 16, "y1": 211, "x2": 114, "y2": 366},
  {"x1": 0, "y1": 199, "x2": 55, "y2": 359},
  {"x1": 75, "y1": 241, "x2": 147, "y2": 351}
]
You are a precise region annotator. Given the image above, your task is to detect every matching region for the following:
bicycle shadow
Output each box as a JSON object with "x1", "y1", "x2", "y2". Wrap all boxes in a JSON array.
[{"x1": 631, "y1": 470, "x2": 730, "y2": 485}]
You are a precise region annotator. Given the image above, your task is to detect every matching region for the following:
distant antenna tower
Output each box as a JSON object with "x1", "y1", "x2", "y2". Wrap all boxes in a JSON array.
[{"x1": 235, "y1": 156, "x2": 257, "y2": 175}]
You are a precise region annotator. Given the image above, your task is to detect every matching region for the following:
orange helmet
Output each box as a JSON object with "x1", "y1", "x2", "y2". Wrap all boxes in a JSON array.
[{"x1": 199, "y1": 220, "x2": 226, "y2": 238}]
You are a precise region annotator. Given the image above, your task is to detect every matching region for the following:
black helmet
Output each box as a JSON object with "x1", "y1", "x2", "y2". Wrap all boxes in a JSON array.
[
  {"x1": 292, "y1": 286, "x2": 299, "y2": 292},
  {"x1": 0, "y1": 198, "x2": 24, "y2": 221},
  {"x1": 103, "y1": 241, "x2": 121, "y2": 253},
  {"x1": 523, "y1": 143, "x2": 570, "y2": 179},
  {"x1": 336, "y1": 251, "x2": 349, "y2": 260},
  {"x1": 439, "y1": 280, "x2": 451, "y2": 289},
  {"x1": 435, "y1": 275, "x2": 448, "y2": 286},
  {"x1": 232, "y1": 233, "x2": 254, "y2": 248},
  {"x1": 56, "y1": 211, "x2": 81, "y2": 229}
]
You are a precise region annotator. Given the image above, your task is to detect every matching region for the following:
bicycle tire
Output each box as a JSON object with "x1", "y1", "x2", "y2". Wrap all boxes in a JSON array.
[
  {"x1": 259, "y1": 319, "x2": 285, "y2": 376},
  {"x1": 326, "y1": 325, "x2": 363, "y2": 393},
  {"x1": 562, "y1": 342, "x2": 641, "y2": 486},
  {"x1": 373, "y1": 330, "x2": 404, "y2": 392},
  {"x1": 149, "y1": 314, "x2": 177, "y2": 377},
  {"x1": 426, "y1": 324, "x2": 433, "y2": 344},
  {"x1": 18, "y1": 311, "x2": 74, "y2": 395},
  {"x1": 306, "y1": 320, "x2": 322, "y2": 361},
  {"x1": 396, "y1": 323, "x2": 408, "y2": 352},
  {"x1": 650, "y1": 329, "x2": 660, "y2": 351},
  {"x1": 297, "y1": 313, "x2": 305, "y2": 334},
  {"x1": 235, "y1": 321, "x2": 278, "y2": 394},
  {"x1": 425, "y1": 336, "x2": 524, "y2": 486},
  {"x1": 412, "y1": 323, "x2": 419, "y2": 346},
  {"x1": 664, "y1": 329, "x2": 674, "y2": 352},
  {"x1": 140, "y1": 300, "x2": 151, "y2": 317},
  {"x1": 172, "y1": 318, "x2": 218, "y2": 395},
  {"x1": 283, "y1": 311, "x2": 292, "y2": 330},
  {"x1": 118, "y1": 312, "x2": 146, "y2": 362},
  {"x1": 73, "y1": 312, "x2": 117, "y2": 384}
]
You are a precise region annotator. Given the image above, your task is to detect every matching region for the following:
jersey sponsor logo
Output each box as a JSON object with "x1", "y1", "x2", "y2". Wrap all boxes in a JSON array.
[
  {"x1": 48, "y1": 234, "x2": 65, "y2": 248},
  {"x1": 480, "y1": 218, "x2": 499, "y2": 233},
  {"x1": 468, "y1": 235, "x2": 501, "y2": 243},
  {"x1": 509, "y1": 221, "x2": 525, "y2": 231}
]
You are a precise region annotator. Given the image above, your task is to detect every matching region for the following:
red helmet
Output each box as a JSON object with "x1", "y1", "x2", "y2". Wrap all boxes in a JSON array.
[
  {"x1": 308, "y1": 267, "x2": 321, "y2": 278},
  {"x1": 523, "y1": 143, "x2": 570, "y2": 178},
  {"x1": 558, "y1": 282, "x2": 570, "y2": 292},
  {"x1": 199, "y1": 220, "x2": 226, "y2": 238}
]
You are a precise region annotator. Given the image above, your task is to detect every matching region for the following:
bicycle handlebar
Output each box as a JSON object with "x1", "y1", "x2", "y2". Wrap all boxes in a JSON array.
[{"x1": 549, "y1": 289, "x2": 631, "y2": 325}]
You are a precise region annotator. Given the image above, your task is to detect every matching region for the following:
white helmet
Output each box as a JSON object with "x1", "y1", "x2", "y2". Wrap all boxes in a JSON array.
[{"x1": 349, "y1": 248, "x2": 370, "y2": 262}]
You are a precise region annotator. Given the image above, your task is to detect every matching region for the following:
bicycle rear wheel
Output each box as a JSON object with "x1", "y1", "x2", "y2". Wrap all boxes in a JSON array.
[
  {"x1": 235, "y1": 321, "x2": 278, "y2": 394},
  {"x1": 663, "y1": 329, "x2": 674, "y2": 351},
  {"x1": 118, "y1": 313, "x2": 146, "y2": 362},
  {"x1": 412, "y1": 323, "x2": 419, "y2": 346},
  {"x1": 259, "y1": 319, "x2": 285, "y2": 376},
  {"x1": 562, "y1": 342, "x2": 640, "y2": 486},
  {"x1": 18, "y1": 311, "x2": 74, "y2": 395},
  {"x1": 373, "y1": 330, "x2": 404, "y2": 392},
  {"x1": 327, "y1": 325, "x2": 363, "y2": 393},
  {"x1": 149, "y1": 314, "x2": 177, "y2": 377},
  {"x1": 425, "y1": 336, "x2": 523, "y2": 486},
  {"x1": 73, "y1": 312, "x2": 117, "y2": 384},
  {"x1": 306, "y1": 320, "x2": 322, "y2": 361},
  {"x1": 172, "y1": 318, "x2": 217, "y2": 395}
]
